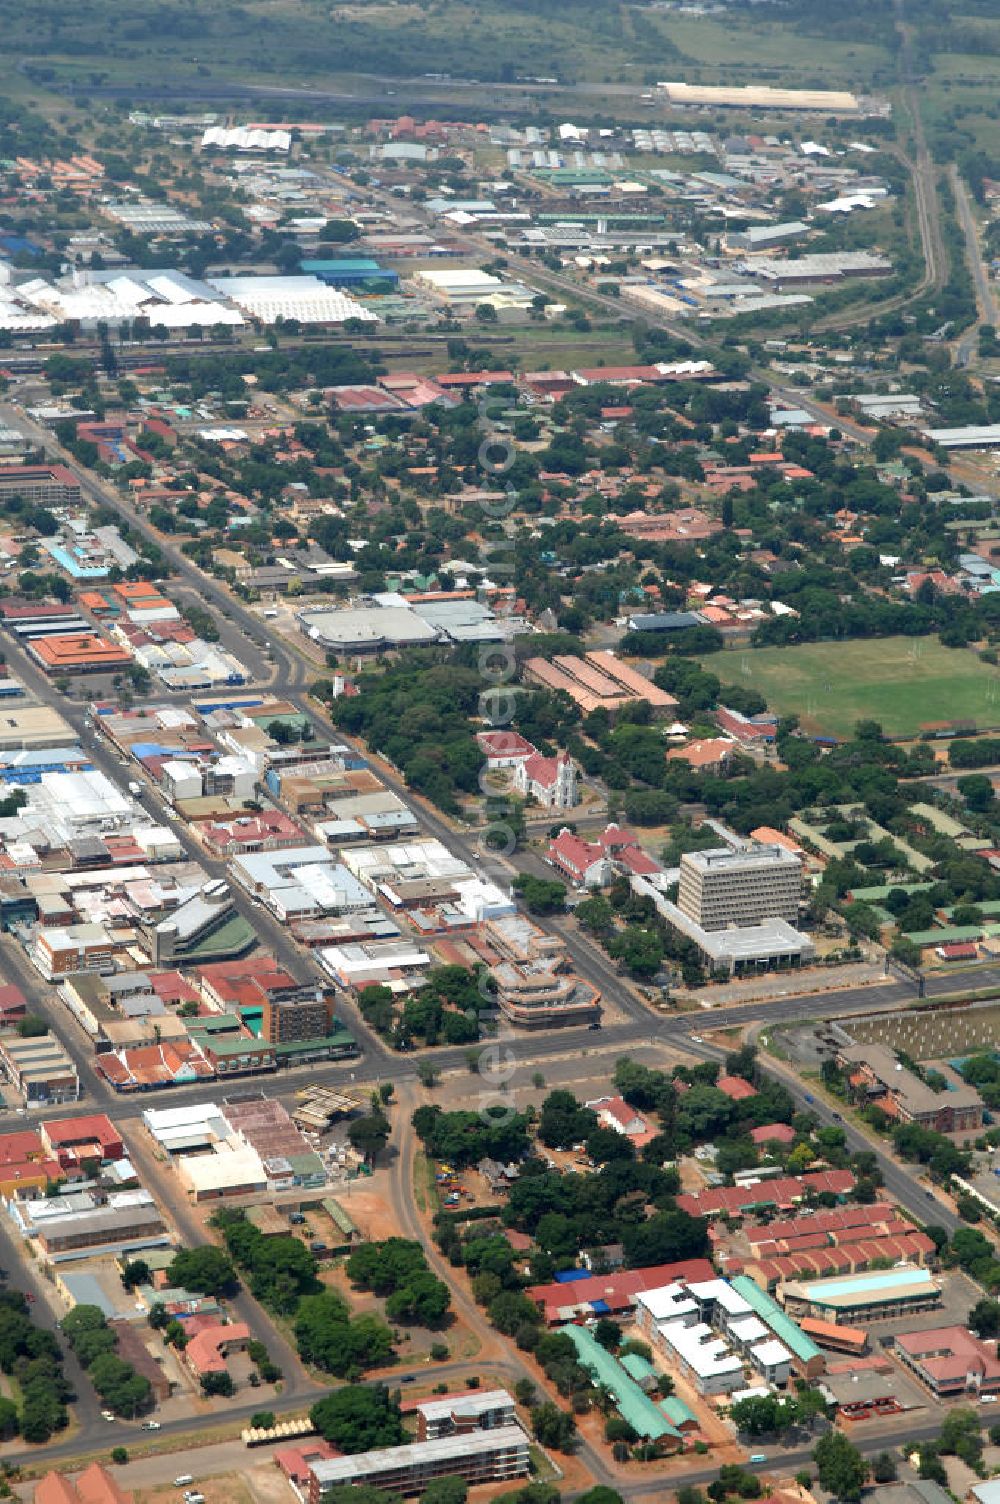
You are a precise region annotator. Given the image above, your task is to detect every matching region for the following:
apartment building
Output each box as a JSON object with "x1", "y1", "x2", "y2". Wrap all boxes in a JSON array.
[
  {"x1": 677, "y1": 841, "x2": 802, "y2": 930},
  {"x1": 308, "y1": 1427, "x2": 530, "y2": 1500},
  {"x1": 414, "y1": 1390, "x2": 518, "y2": 1441},
  {"x1": 260, "y1": 985, "x2": 335, "y2": 1044}
]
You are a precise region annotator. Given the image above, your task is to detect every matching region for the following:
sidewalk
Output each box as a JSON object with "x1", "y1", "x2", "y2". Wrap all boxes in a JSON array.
[{"x1": 680, "y1": 961, "x2": 890, "y2": 1009}]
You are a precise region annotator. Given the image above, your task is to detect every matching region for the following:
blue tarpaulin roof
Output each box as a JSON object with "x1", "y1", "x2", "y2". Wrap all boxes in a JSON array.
[{"x1": 554, "y1": 1268, "x2": 590, "y2": 1284}]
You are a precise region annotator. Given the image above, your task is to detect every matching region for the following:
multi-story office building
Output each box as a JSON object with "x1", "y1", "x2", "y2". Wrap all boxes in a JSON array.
[{"x1": 677, "y1": 842, "x2": 802, "y2": 931}]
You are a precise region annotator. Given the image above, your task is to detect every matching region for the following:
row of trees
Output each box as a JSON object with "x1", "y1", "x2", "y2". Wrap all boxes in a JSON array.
[{"x1": 61, "y1": 1305, "x2": 152, "y2": 1418}]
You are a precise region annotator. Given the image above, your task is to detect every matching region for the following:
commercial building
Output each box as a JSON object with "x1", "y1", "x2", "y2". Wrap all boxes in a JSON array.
[
  {"x1": 32, "y1": 922, "x2": 117, "y2": 981},
  {"x1": 781, "y1": 1266, "x2": 941, "y2": 1324},
  {"x1": 482, "y1": 912, "x2": 600, "y2": 1028},
  {"x1": 11, "y1": 1188, "x2": 168, "y2": 1263},
  {"x1": 151, "y1": 882, "x2": 249, "y2": 966},
  {"x1": 0, "y1": 1032, "x2": 79, "y2": 1104},
  {"x1": 894, "y1": 1324, "x2": 1000, "y2": 1397},
  {"x1": 29, "y1": 633, "x2": 134, "y2": 677},
  {"x1": 838, "y1": 1042, "x2": 983, "y2": 1132},
  {"x1": 0, "y1": 464, "x2": 81, "y2": 505},
  {"x1": 0, "y1": 706, "x2": 76, "y2": 751},
  {"x1": 727, "y1": 221, "x2": 809, "y2": 252},
  {"x1": 658, "y1": 82, "x2": 862, "y2": 114},
  {"x1": 307, "y1": 1427, "x2": 530, "y2": 1500},
  {"x1": 678, "y1": 840, "x2": 802, "y2": 929},
  {"x1": 0, "y1": 1130, "x2": 60, "y2": 1195},
  {"x1": 524, "y1": 652, "x2": 677, "y2": 720},
  {"x1": 207, "y1": 275, "x2": 377, "y2": 326},
  {"x1": 40, "y1": 1114, "x2": 124, "y2": 1169},
  {"x1": 229, "y1": 846, "x2": 374, "y2": 921},
  {"x1": 922, "y1": 425, "x2": 1000, "y2": 450}
]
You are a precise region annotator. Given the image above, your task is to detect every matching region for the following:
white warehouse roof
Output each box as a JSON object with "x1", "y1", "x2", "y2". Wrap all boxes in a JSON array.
[{"x1": 208, "y1": 275, "x2": 377, "y2": 325}]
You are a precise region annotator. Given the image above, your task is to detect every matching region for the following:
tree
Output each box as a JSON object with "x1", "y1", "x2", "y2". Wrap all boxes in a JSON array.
[
  {"x1": 970, "y1": 1298, "x2": 1000, "y2": 1338},
  {"x1": 958, "y1": 773, "x2": 995, "y2": 812},
  {"x1": 311, "y1": 1385, "x2": 405, "y2": 1453},
  {"x1": 531, "y1": 1401, "x2": 576, "y2": 1451},
  {"x1": 167, "y1": 1246, "x2": 238, "y2": 1297},
  {"x1": 871, "y1": 1453, "x2": 897, "y2": 1484},
  {"x1": 512, "y1": 875, "x2": 566, "y2": 915},
  {"x1": 120, "y1": 1260, "x2": 150, "y2": 1290},
  {"x1": 420, "y1": 1480, "x2": 468, "y2": 1504},
  {"x1": 111, "y1": 1449, "x2": 128, "y2": 1466},
  {"x1": 201, "y1": 1371, "x2": 234, "y2": 1397},
  {"x1": 538, "y1": 1091, "x2": 597, "y2": 1150},
  {"x1": 813, "y1": 1431, "x2": 867, "y2": 1502},
  {"x1": 348, "y1": 1111, "x2": 391, "y2": 1164},
  {"x1": 0, "y1": 1396, "x2": 17, "y2": 1440},
  {"x1": 251, "y1": 1411, "x2": 276, "y2": 1430}
]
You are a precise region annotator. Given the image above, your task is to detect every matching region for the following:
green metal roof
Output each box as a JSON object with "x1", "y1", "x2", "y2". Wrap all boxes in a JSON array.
[
  {"x1": 190, "y1": 1033, "x2": 274, "y2": 1058},
  {"x1": 730, "y1": 1275, "x2": 821, "y2": 1366},
  {"x1": 323, "y1": 1197, "x2": 357, "y2": 1236},
  {"x1": 942, "y1": 901, "x2": 1000, "y2": 920},
  {"x1": 849, "y1": 881, "x2": 933, "y2": 902},
  {"x1": 620, "y1": 1352, "x2": 656, "y2": 1384},
  {"x1": 903, "y1": 923, "x2": 996, "y2": 945},
  {"x1": 273, "y1": 1028, "x2": 357, "y2": 1057},
  {"x1": 661, "y1": 1395, "x2": 697, "y2": 1427},
  {"x1": 563, "y1": 1326, "x2": 680, "y2": 1440}
]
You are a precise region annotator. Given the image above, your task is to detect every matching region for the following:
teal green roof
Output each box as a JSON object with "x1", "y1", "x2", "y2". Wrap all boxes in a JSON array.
[
  {"x1": 661, "y1": 1395, "x2": 697, "y2": 1427},
  {"x1": 620, "y1": 1352, "x2": 656, "y2": 1384},
  {"x1": 562, "y1": 1326, "x2": 680, "y2": 1440},
  {"x1": 190, "y1": 1011, "x2": 243, "y2": 1035},
  {"x1": 177, "y1": 913, "x2": 256, "y2": 959},
  {"x1": 729, "y1": 1276, "x2": 821, "y2": 1366}
]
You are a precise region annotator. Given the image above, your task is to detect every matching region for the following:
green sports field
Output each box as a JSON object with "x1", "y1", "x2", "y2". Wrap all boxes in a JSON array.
[{"x1": 705, "y1": 637, "x2": 1000, "y2": 740}]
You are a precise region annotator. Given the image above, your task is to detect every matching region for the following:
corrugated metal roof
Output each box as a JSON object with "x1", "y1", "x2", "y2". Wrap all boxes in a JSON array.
[
  {"x1": 730, "y1": 1275, "x2": 821, "y2": 1364},
  {"x1": 562, "y1": 1325, "x2": 680, "y2": 1440}
]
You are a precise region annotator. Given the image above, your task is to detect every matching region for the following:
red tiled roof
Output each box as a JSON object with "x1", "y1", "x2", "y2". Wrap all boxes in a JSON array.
[
  {"x1": 676, "y1": 1169, "x2": 855, "y2": 1219},
  {"x1": 529, "y1": 1259, "x2": 716, "y2": 1317},
  {"x1": 184, "y1": 1321, "x2": 251, "y2": 1375},
  {"x1": 717, "y1": 1074, "x2": 758, "y2": 1101},
  {"x1": 750, "y1": 1122, "x2": 796, "y2": 1145}
]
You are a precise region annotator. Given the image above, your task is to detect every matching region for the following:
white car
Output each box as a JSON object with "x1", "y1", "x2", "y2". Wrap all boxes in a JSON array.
[{"x1": 141, "y1": 1420, "x2": 161, "y2": 1430}]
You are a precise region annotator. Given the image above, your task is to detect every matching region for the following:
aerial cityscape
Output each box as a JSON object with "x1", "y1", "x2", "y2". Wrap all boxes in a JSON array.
[{"x1": 5, "y1": 3, "x2": 1000, "y2": 1504}]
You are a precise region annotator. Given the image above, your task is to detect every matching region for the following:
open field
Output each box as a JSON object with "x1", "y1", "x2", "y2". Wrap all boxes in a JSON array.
[
  {"x1": 704, "y1": 636, "x2": 1000, "y2": 740},
  {"x1": 657, "y1": 15, "x2": 890, "y2": 86}
]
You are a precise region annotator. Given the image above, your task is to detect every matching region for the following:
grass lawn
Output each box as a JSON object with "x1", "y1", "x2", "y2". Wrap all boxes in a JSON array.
[{"x1": 704, "y1": 636, "x2": 1000, "y2": 740}]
